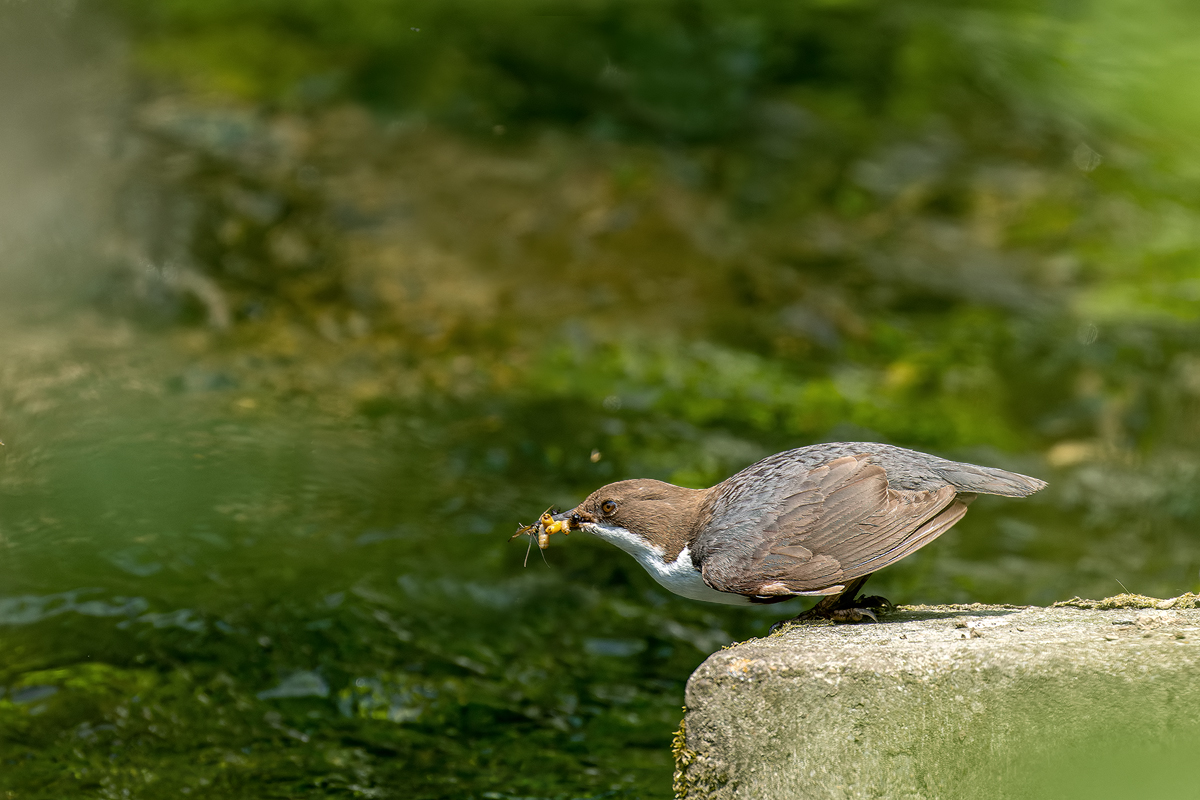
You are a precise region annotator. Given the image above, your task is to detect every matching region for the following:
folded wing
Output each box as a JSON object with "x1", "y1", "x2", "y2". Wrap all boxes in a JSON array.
[{"x1": 695, "y1": 454, "x2": 969, "y2": 597}]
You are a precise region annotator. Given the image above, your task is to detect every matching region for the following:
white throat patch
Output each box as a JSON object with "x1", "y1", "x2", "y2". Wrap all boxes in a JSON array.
[{"x1": 581, "y1": 522, "x2": 751, "y2": 606}]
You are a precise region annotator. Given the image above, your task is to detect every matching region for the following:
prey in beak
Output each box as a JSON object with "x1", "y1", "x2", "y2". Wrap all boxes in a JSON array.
[{"x1": 509, "y1": 508, "x2": 584, "y2": 565}]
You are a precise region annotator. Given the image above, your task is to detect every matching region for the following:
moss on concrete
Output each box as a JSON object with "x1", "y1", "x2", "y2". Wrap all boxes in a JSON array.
[
  {"x1": 1052, "y1": 591, "x2": 1200, "y2": 610},
  {"x1": 671, "y1": 716, "x2": 695, "y2": 799}
]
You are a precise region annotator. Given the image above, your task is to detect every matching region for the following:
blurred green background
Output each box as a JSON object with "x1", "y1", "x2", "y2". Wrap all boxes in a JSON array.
[{"x1": 2, "y1": 0, "x2": 1200, "y2": 797}]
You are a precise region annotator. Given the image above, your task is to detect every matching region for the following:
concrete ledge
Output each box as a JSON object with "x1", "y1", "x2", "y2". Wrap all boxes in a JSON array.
[{"x1": 675, "y1": 595, "x2": 1200, "y2": 800}]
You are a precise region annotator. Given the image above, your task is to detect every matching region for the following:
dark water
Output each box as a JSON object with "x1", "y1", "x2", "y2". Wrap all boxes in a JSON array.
[{"x1": 0, "y1": 320, "x2": 778, "y2": 798}]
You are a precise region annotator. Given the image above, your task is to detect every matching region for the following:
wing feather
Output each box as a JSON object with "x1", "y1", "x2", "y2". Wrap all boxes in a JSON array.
[{"x1": 696, "y1": 454, "x2": 964, "y2": 597}]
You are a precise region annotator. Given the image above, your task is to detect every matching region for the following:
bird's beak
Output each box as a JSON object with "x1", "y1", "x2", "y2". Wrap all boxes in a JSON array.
[{"x1": 540, "y1": 506, "x2": 598, "y2": 547}]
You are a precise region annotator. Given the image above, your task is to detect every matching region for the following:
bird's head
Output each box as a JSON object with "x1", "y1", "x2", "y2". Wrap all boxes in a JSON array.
[{"x1": 549, "y1": 479, "x2": 707, "y2": 559}]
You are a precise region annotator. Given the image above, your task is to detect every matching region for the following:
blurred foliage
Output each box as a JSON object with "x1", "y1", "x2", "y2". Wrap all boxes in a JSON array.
[
  {"x1": 4, "y1": 0, "x2": 1200, "y2": 798},
  {"x1": 106, "y1": 0, "x2": 1200, "y2": 153},
  {"x1": 93, "y1": 0, "x2": 1200, "y2": 463}
]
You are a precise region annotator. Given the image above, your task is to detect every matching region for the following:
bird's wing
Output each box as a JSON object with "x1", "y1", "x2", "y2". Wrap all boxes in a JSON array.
[{"x1": 695, "y1": 454, "x2": 967, "y2": 597}]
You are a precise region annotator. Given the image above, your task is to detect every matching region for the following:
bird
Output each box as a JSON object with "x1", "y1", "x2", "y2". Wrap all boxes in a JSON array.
[{"x1": 532, "y1": 442, "x2": 1045, "y2": 630}]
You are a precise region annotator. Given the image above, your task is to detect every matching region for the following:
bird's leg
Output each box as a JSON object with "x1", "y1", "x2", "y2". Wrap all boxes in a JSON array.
[{"x1": 769, "y1": 574, "x2": 892, "y2": 633}]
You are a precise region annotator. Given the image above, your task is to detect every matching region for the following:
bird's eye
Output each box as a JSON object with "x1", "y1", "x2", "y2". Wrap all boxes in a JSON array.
[{"x1": 600, "y1": 500, "x2": 617, "y2": 515}]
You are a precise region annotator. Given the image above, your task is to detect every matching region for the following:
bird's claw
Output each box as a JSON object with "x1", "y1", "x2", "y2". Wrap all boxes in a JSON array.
[
  {"x1": 827, "y1": 607, "x2": 877, "y2": 623},
  {"x1": 769, "y1": 605, "x2": 880, "y2": 634},
  {"x1": 769, "y1": 591, "x2": 894, "y2": 633},
  {"x1": 767, "y1": 619, "x2": 794, "y2": 635},
  {"x1": 854, "y1": 594, "x2": 894, "y2": 613}
]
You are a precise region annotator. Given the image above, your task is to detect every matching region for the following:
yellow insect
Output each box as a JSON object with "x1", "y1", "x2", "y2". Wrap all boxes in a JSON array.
[{"x1": 509, "y1": 507, "x2": 572, "y2": 565}]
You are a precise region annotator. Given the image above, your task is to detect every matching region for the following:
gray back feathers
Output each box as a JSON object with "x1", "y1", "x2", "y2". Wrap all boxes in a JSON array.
[
  {"x1": 739, "y1": 442, "x2": 1045, "y2": 497},
  {"x1": 691, "y1": 443, "x2": 1045, "y2": 598}
]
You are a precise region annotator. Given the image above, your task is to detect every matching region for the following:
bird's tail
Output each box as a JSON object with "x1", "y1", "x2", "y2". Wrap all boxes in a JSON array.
[{"x1": 934, "y1": 462, "x2": 1046, "y2": 498}]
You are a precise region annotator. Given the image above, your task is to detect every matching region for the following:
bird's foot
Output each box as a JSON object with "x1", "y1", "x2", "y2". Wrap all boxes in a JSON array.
[
  {"x1": 769, "y1": 593, "x2": 894, "y2": 634},
  {"x1": 853, "y1": 594, "x2": 895, "y2": 614},
  {"x1": 826, "y1": 607, "x2": 877, "y2": 623}
]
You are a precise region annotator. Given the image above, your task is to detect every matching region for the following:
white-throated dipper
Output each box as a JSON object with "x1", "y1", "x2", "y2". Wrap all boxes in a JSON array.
[{"x1": 522, "y1": 442, "x2": 1045, "y2": 629}]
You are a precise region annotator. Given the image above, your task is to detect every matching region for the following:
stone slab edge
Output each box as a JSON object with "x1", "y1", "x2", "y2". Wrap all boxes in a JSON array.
[{"x1": 673, "y1": 593, "x2": 1200, "y2": 799}]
